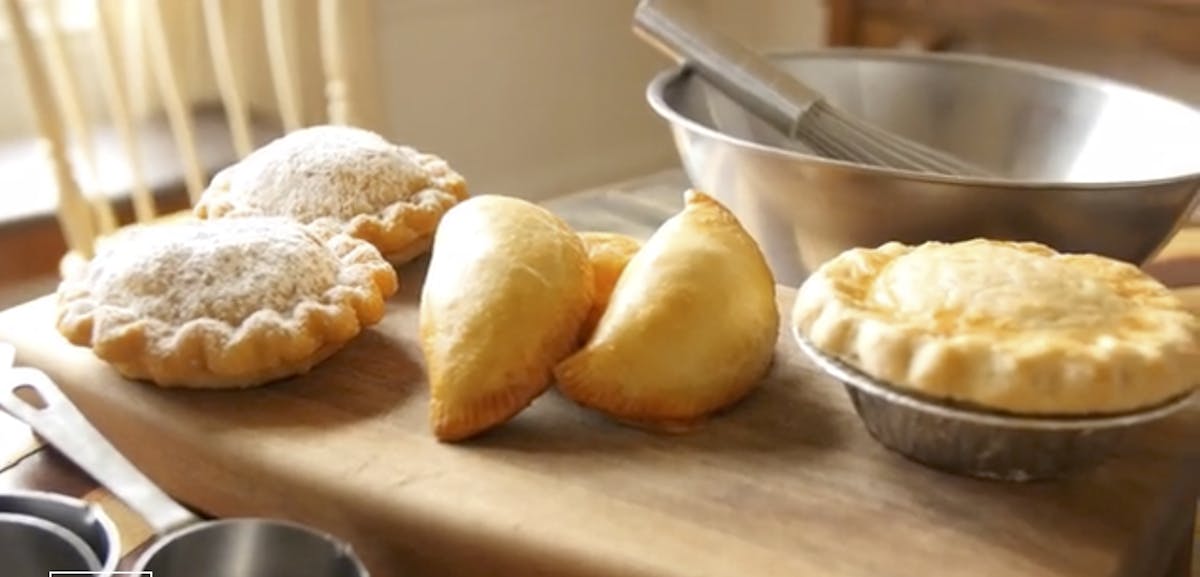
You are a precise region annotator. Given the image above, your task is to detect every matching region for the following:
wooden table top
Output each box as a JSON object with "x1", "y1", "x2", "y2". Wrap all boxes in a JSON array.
[{"x1": 1, "y1": 171, "x2": 1198, "y2": 575}]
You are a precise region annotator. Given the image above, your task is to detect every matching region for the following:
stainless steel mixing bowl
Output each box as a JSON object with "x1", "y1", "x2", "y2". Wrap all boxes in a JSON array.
[{"x1": 647, "y1": 49, "x2": 1200, "y2": 285}]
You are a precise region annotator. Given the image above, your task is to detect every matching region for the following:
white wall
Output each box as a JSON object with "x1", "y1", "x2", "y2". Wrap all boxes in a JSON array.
[
  {"x1": 372, "y1": 0, "x2": 826, "y2": 201},
  {"x1": 0, "y1": 0, "x2": 825, "y2": 201}
]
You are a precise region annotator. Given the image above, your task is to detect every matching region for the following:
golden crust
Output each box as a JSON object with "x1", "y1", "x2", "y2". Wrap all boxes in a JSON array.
[
  {"x1": 194, "y1": 125, "x2": 468, "y2": 264},
  {"x1": 55, "y1": 217, "x2": 398, "y2": 388},
  {"x1": 793, "y1": 238, "x2": 1200, "y2": 415},
  {"x1": 419, "y1": 195, "x2": 594, "y2": 441},
  {"x1": 578, "y1": 231, "x2": 642, "y2": 341},
  {"x1": 554, "y1": 190, "x2": 779, "y2": 427}
]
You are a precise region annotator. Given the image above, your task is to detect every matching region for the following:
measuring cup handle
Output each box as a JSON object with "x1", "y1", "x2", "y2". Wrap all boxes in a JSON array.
[{"x1": 0, "y1": 367, "x2": 198, "y2": 535}]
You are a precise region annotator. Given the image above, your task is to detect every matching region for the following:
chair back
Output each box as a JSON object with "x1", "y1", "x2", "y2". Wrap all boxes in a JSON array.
[{"x1": 3, "y1": 0, "x2": 380, "y2": 258}]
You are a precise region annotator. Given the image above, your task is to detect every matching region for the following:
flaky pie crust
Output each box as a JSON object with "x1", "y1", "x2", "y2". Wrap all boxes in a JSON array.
[
  {"x1": 793, "y1": 239, "x2": 1198, "y2": 415},
  {"x1": 194, "y1": 125, "x2": 468, "y2": 264},
  {"x1": 55, "y1": 218, "x2": 399, "y2": 388}
]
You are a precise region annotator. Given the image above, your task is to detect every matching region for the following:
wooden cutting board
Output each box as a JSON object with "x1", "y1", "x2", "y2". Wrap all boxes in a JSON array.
[{"x1": 0, "y1": 257, "x2": 1196, "y2": 577}]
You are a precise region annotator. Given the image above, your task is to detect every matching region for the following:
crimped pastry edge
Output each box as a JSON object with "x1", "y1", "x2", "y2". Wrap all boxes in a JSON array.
[
  {"x1": 554, "y1": 346, "x2": 773, "y2": 425},
  {"x1": 54, "y1": 224, "x2": 399, "y2": 389},
  {"x1": 792, "y1": 240, "x2": 1200, "y2": 415},
  {"x1": 429, "y1": 374, "x2": 553, "y2": 442}
]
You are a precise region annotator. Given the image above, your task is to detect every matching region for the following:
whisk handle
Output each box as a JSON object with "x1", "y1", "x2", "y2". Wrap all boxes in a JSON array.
[{"x1": 634, "y1": 0, "x2": 820, "y2": 137}]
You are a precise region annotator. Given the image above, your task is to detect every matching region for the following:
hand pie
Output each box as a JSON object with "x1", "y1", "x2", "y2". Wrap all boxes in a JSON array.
[
  {"x1": 578, "y1": 231, "x2": 642, "y2": 340},
  {"x1": 793, "y1": 239, "x2": 1199, "y2": 415},
  {"x1": 195, "y1": 125, "x2": 468, "y2": 264},
  {"x1": 419, "y1": 195, "x2": 593, "y2": 441},
  {"x1": 55, "y1": 217, "x2": 398, "y2": 388},
  {"x1": 58, "y1": 210, "x2": 197, "y2": 281},
  {"x1": 555, "y1": 191, "x2": 779, "y2": 430}
]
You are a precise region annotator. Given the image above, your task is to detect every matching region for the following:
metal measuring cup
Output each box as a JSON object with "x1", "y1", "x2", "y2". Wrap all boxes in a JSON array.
[
  {"x1": 0, "y1": 490, "x2": 121, "y2": 574},
  {"x1": 0, "y1": 359, "x2": 370, "y2": 577},
  {"x1": 0, "y1": 343, "x2": 122, "y2": 575},
  {"x1": 0, "y1": 510, "x2": 103, "y2": 573}
]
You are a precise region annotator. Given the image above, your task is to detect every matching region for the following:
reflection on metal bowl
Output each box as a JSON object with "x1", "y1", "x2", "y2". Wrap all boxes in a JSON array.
[{"x1": 648, "y1": 49, "x2": 1200, "y2": 286}]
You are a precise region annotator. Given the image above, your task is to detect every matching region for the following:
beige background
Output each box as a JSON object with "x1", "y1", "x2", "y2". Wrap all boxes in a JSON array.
[{"x1": 0, "y1": 0, "x2": 827, "y2": 201}]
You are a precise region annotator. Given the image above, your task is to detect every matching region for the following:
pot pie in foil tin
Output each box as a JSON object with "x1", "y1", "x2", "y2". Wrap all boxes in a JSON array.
[{"x1": 792, "y1": 239, "x2": 1198, "y2": 480}]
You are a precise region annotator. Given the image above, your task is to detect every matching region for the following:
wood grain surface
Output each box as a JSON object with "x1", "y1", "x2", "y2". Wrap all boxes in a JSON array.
[{"x1": 0, "y1": 251, "x2": 1196, "y2": 577}]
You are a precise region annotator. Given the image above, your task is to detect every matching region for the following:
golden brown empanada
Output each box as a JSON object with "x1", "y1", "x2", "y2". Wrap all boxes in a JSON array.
[
  {"x1": 578, "y1": 231, "x2": 642, "y2": 340},
  {"x1": 419, "y1": 195, "x2": 594, "y2": 441},
  {"x1": 555, "y1": 190, "x2": 778, "y2": 430}
]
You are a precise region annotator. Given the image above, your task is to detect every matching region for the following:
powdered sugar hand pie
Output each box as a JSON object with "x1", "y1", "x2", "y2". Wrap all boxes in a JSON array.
[
  {"x1": 55, "y1": 217, "x2": 398, "y2": 388},
  {"x1": 195, "y1": 125, "x2": 468, "y2": 264},
  {"x1": 793, "y1": 239, "x2": 1200, "y2": 415}
]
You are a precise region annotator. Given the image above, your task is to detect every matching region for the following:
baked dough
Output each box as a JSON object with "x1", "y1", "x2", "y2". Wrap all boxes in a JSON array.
[
  {"x1": 555, "y1": 191, "x2": 778, "y2": 430},
  {"x1": 419, "y1": 195, "x2": 593, "y2": 441},
  {"x1": 578, "y1": 231, "x2": 642, "y2": 340},
  {"x1": 793, "y1": 239, "x2": 1199, "y2": 415},
  {"x1": 55, "y1": 217, "x2": 398, "y2": 388},
  {"x1": 195, "y1": 125, "x2": 468, "y2": 264}
]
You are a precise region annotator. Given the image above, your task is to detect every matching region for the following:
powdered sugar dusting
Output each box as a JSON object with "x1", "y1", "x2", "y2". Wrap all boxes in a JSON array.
[
  {"x1": 213, "y1": 125, "x2": 434, "y2": 220},
  {"x1": 88, "y1": 217, "x2": 340, "y2": 325}
]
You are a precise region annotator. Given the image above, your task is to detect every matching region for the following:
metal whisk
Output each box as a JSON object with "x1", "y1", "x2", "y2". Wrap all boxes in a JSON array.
[{"x1": 634, "y1": 0, "x2": 991, "y2": 177}]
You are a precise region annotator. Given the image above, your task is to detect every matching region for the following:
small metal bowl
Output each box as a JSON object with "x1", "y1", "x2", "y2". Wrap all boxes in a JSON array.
[
  {"x1": 794, "y1": 331, "x2": 1196, "y2": 481},
  {"x1": 0, "y1": 511, "x2": 103, "y2": 574},
  {"x1": 0, "y1": 490, "x2": 120, "y2": 573}
]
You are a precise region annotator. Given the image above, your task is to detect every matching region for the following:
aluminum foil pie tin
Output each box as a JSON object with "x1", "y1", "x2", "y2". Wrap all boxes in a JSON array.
[{"x1": 793, "y1": 331, "x2": 1196, "y2": 482}]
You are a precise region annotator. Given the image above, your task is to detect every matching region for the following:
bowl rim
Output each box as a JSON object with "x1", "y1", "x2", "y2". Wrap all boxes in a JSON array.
[
  {"x1": 646, "y1": 47, "x2": 1200, "y2": 190},
  {"x1": 791, "y1": 326, "x2": 1197, "y2": 430},
  {"x1": 131, "y1": 517, "x2": 369, "y2": 574}
]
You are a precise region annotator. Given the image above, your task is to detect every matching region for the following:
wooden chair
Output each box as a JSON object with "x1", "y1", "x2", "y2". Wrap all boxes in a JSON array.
[{"x1": 2, "y1": 0, "x2": 380, "y2": 264}]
